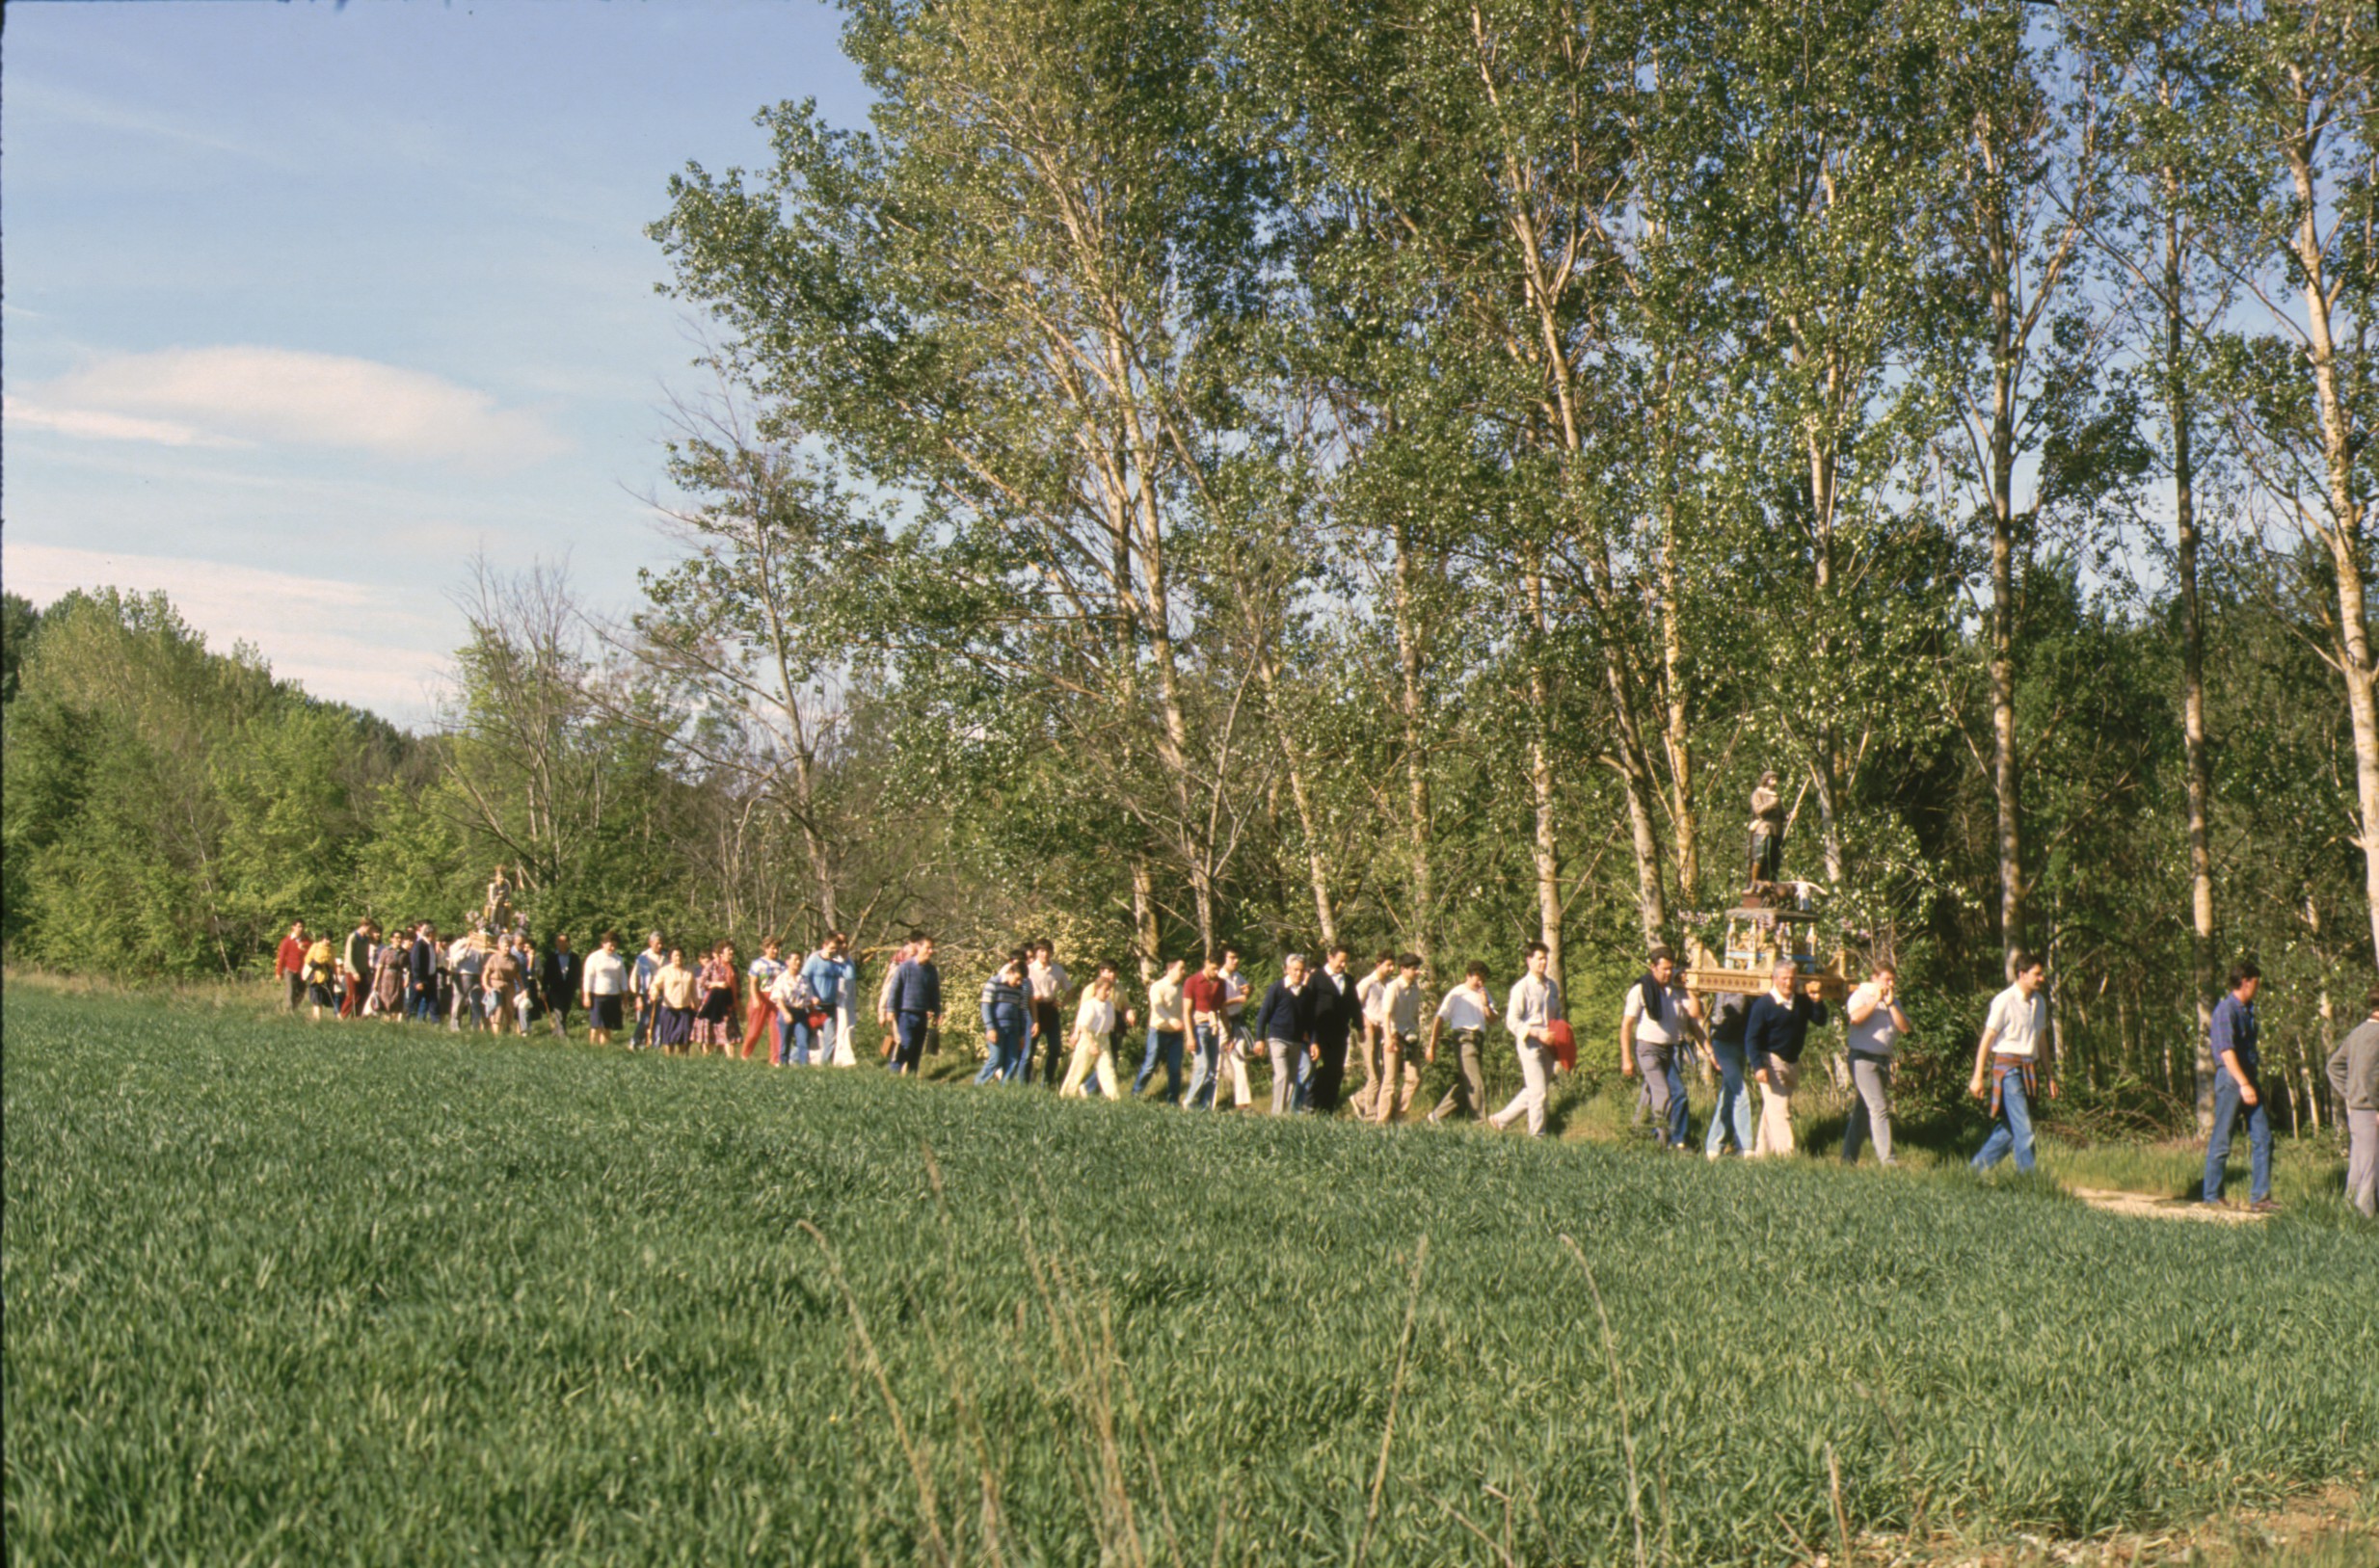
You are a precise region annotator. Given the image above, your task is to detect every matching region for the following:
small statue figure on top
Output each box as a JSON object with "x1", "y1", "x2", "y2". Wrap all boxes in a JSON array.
[
  {"x1": 483, "y1": 864, "x2": 516, "y2": 935},
  {"x1": 1747, "y1": 771, "x2": 1785, "y2": 892}
]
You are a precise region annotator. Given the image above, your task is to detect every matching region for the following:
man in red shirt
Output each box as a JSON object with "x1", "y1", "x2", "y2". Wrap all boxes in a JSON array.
[
  {"x1": 276, "y1": 922, "x2": 309, "y2": 1013},
  {"x1": 1180, "y1": 952, "x2": 1228, "y2": 1110}
]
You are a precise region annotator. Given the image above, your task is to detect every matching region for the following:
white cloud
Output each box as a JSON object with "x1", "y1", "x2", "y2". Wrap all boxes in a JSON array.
[
  {"x1": 3, "y1": 542, "x2": 457, "y2": 726},
  {"x1": 15, "y1": 346, "x2": 571, "y2": 469},
  {"x1": 3, "y1": 395, "x2": 243, "y2": 448}
]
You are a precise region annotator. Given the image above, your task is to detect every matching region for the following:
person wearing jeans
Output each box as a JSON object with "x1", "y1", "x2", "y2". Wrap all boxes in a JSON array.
[
  {"x1": 886, "y1": 936, "x2": 942, "y2": 1076},
  {"x1": 1133, "y1": 957, "x2": 1190, "y2": 1102},
  {"x1": 796, "y1": 934, "x2": 853, "y2": 1067},
  {"x1": 1180, "y1": 953, "x2": 1227, "y2": 1110},
  {"x1": 977, "y1": 952, "x2": 1031, "y2": 1085},
  {"x1": 2202, "y1": 962, "x2": 2275, "y2": 1209},
  {"x1": 1841, "y1": 962, "x2": 1910, "y2": 1167},
  {"x1": 1703, "y1": 995, "x2": 1753, "y2": 1158},
  {"x1": 1970, "y1": 953, "x2": 2053, "y2": 1174},
  {"x1": 1490, "y1": 943, "x2": 1563, "y2": 1137}
]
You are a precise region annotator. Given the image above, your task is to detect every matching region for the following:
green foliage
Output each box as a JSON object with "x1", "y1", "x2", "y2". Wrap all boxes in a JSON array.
[
  {"x1": 6, "y1": 987, "x2": 2373, "y2": 1564},
  {"x1": 0, "y1": 590, "x2": 382, "y2": 975},
  {"x1": 0, "y1": 590, "x2": 38, "y2": 706}
]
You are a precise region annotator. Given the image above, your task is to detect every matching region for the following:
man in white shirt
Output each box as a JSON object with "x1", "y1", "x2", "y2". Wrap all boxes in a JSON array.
[
  {"x1": 1373, "y1": 954, "x2": 1426, "y2": 1123},
  {"x1": 1619, "y1": 947, "x2": 1703, "y2": 1149},
  {"x1": 1969, "y1": 952, "x2": 2053, "y2": 1173},
  {"x1": 1350, "y1": 952, "x2": 1396, "y2": 1118},
  {"x1": 1218, "y1": 947, "x2": 1255, "y2": 1109},
  {"x1": 1132, "y1": 956, "x2": 1190, "y2": 1103},
  {"x1": 1491, "y1": 943, "x2": 1564, "y2": 1137},
  {"x1": 1841, "y1": 962, "x2": 1911, "y2": 1166},
  {"x1": 1426, "y1": 962, "x2": 1497, "y2": 1122},
  {"x1": 631, "y1": 931, "x2": 666, "y2": 1051},
  {"x1": 1027, "y1": 941, "x2": 1069, "y2": 1088}
]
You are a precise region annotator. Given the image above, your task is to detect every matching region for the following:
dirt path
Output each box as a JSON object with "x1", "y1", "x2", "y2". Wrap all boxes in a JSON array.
[{"x1": 2071, "y1": 1186, "x2": 2265, "y2": 1224}]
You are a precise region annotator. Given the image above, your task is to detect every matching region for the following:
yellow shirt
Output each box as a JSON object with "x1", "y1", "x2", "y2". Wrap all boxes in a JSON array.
[
  {"x1": 655, "y1": 963, "x2": 700, "y2": 1009},
  {"x1": 1148, "y1": 974, "x2": 1189, "y2": 1032}
]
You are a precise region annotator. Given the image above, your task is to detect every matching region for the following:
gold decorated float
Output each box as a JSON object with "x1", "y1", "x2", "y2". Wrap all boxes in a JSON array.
[{"x1": 1681, "y1": 776, "x2": 1849, "y2": 1002}]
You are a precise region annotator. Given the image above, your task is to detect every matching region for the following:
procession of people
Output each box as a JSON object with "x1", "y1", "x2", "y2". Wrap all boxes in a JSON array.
[
  {"x1": 271, "y1": 897, "x2": 2378, "y2": 1217},
  {"x1": 272, "y1": 812, "x2": 2375, "y2": 1217}
]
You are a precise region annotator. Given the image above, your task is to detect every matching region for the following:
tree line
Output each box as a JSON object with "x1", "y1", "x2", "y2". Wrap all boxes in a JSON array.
[{"x1": 4, "y1": 0, "x2": 2372, "y2": 1136}]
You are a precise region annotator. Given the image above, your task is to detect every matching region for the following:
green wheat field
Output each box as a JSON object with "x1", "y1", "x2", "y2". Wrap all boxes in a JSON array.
[{"x1": 5, "y1": 986, "x2": 2373, "y2": 1564}]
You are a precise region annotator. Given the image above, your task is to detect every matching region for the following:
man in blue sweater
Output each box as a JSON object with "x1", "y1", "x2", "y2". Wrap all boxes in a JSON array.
[
  {"x1": 1745, "y1": 961, "x2": 1830, "y2": 1158},
  {"x1": 886, "y1": 935, "x2": 942, "y2": 1076},
  {"x1": 2203, "y1": 961, "x2": 2275, "y2": 1211}
]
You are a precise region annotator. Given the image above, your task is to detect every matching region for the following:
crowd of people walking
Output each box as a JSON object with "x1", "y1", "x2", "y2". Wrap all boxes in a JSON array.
[{"x1": 272, "y1": 917, "x2": 2378, "y2": 1218}]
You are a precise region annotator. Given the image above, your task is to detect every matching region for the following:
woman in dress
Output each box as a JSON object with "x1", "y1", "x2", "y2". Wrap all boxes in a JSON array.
[
  {"x1": 695, "y1": 943, "x2": 740, "y2": 1055},
  {"x1": 480, "y1": 935, "x2": 523, "y2": 1037},
  {"x1": 370, "y1": 931, "x2": 409, "y2": 1019},
  {"x1": 1058, "y1": 962, "x2": 1123, "y2": 1099}
]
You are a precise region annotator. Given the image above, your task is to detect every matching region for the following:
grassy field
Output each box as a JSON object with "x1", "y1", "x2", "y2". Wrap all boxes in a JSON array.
[{"x1": 5, "y1": 986, "x2": 2373, "y2": 1564}]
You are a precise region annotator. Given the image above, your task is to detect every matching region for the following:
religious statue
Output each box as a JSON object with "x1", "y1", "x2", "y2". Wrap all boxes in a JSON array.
[
  {"x1": 1748, "y1": 772, "x2": 1785, "y2": 888},
  {"x1": 483, "y1": 864, "x2": 516, "y2": 934}
]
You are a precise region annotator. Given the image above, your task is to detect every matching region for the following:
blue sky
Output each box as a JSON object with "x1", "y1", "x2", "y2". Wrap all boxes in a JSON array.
[{"x1": 3, "y1": 0, "x2": 872, "y2": 726}]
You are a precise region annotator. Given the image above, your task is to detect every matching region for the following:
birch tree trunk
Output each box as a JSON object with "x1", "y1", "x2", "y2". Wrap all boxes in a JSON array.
[
  {"x1": 1392, "y1": 518, "x2": 1435, "y2": 976},
  {"x1": 2162, "y1": 180, "x2": 2219, "y2": 1131},
  {"x1": 1526, "y1": 569, "x2": 1564, "y2": 997},
  {"x1": 2284, "y1": 135, "x2": 2379, "y2": 965}
]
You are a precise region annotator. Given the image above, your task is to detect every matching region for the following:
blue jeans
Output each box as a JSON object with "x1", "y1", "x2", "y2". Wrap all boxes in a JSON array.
[
  {"x1": 1971, "y1": 1060, "x2": 2037, "y2": 1173},
  {"x1": 894, "y1": 1012, "x2": 930, "y2": 1075},
  {"x1": 409, "y1": 984, "x2": 439, "y2": 1023},
  {"x1": 1183, "y1": 1022, "x2": 1223, "y2": 1109},
  {"x1": 2204, "y1": 1070, "x2": 2272, "y2": 1204},
  {"x1": 1704, "y1": 1042, "x2": 1753, "y2": 1156},
  {"x1": 1133, "y1": 1027, "x2": 1185, "y2": 1101},
  {"x1": 789, "y1": 1013, "x2": 822, "y2": 1066},
  {"x1": 1662, "y1": 1054, "x2": 1688, "y2": 1147},
  {"x1": 978, "y1": 1009, "x2": 1028, "y2": 1084}
]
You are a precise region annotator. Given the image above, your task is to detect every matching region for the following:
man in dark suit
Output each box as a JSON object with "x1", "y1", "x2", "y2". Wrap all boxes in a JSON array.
[
  {"x1": 542, "y1": 932, "x2": 583, "y2": 1039},
  {"x1": 1303, "y1": 945, "x2": 1361, "y2": 1113}
]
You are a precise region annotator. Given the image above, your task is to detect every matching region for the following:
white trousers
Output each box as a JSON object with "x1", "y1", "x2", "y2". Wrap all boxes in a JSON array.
[
  {"x1": 1492, "y1": 1042, "x2": 1551, "y2": 1136},
  {"x1": 1753, "y1": 1056, "x2": 1800, "y2": 1157},
  {"x1": 1059, "y1": 1032, "x2": 1120, "y2": 1099}
]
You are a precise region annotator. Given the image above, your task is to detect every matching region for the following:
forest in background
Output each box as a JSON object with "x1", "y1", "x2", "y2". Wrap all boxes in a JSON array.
[{"x1": 4, "y1": 0, "x2": 2373, "y2": 1138}]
